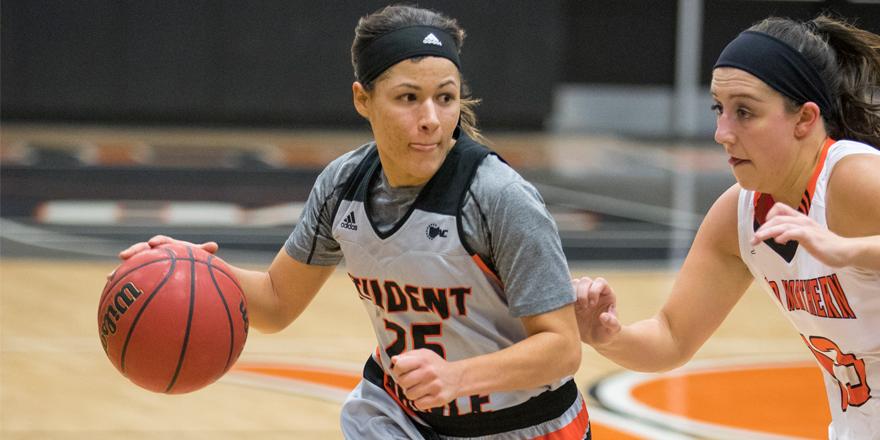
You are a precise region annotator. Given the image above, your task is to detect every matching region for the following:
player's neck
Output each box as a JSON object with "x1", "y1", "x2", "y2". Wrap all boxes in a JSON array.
[{"x1": 769, "y1": 135, "x2": 828, "y2": 209}]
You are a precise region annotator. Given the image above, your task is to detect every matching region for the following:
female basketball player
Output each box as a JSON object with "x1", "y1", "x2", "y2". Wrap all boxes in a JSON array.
[
  {"x1": 119, "y1": 5, "x2": 589, "y2": 439},
  {"x1": 574, "y1": 15, "x2": 880, "y2": 439}
]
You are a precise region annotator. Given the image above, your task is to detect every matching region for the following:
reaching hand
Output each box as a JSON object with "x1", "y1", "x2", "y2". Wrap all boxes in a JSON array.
[
  {"x1": 391, "y1": 349, "x2": 462, "y2": 411},
  {"x1": 118, "y1": 235, "x2": 219, "y2": 260},
  {"x1": 752, "y1": 202, "x2": 852, "y2": 267},
  {"x1": 110, "y1": 235, "x2": 219, "y2": 279},
  {"x1": 572, "y1": 277, "x2": 620, "y2": 346}
]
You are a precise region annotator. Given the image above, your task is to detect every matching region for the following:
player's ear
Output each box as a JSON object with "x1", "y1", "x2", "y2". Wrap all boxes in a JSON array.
[
  {"x1": 353, "y1": 82, "x2": 370, "y2": 119},
  {"x1": 794, "y1": 101, "x2": 821, "y2": 139}
]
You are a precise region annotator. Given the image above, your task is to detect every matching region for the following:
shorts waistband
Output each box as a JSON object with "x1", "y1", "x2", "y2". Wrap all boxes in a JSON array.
[{"x1": 363, "y1": 356, "x2": 579, "y2": 437}]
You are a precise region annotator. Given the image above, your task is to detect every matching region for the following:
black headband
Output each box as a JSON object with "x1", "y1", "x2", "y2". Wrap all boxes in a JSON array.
[
  {"x1": 355, "y1": 25, "x2": 461, "y2": 85},
  {"x1": 714, "y1": 30, "x2": 834, "y2": 115}
]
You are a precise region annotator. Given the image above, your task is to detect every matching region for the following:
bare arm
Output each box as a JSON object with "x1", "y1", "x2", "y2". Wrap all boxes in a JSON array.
[
  {"x1": 391, "y1": 304, "x2": 581, "y2": 410},
  {"x1": 577, "y1": 185, "x2": 754, "y2": 372},
  {"x1": 120, "y1": 236, "x2": 335, "y2": 334},
  {"x1": 229, "y1": 249, "x2": 335, "y2": 333}
]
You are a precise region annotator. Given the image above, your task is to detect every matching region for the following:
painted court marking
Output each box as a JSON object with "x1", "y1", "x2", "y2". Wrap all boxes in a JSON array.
[
  {"x1": 225, "y1": 356, "x2": 828, "y2": 439},
  {"x1": 593, "y1": 357, "x2": 829, "y2": 439}
]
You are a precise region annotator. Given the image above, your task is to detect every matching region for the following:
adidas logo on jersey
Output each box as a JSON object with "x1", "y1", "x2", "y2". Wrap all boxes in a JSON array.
[
  {"x1": 422, "y1": 33, "x2": 442, "y2": 46},
  {"x1": 341, "y1": 211, "x2": 358, "y2": 231}
]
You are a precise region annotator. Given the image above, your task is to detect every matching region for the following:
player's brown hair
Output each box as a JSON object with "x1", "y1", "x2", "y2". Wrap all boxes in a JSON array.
[{"x1": 750, "y1": 15, "x2": 880, "y2": 148}]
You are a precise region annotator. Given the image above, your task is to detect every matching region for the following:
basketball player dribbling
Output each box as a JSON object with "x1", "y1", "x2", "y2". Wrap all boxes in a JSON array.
[
  {"x1": 573, "y1": 15, "x2": 880, "y2": 439},
  {"x1": 119, "y1": 5, "x2": 590, "y2": 439}
]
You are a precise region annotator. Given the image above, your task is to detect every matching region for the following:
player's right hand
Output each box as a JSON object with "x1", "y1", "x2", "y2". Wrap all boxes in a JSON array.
[
  {"x1": 117, "y1": 235, "x2": 218, "y2": 261},
  {"x1": 572, "y1": 277, "x2": 620, "y2": 346}
]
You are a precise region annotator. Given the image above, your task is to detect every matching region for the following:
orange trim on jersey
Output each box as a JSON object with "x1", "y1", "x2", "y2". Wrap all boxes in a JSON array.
[
  {"x1": 471, "y1": 255, "x2": 503, "y2": 288},
  {"x1": 532, "y1": 400, "x2": 590, "y2": 440},
  {"x1": 754, "y1": 137, "x2": 835, "y2": 222},
  {"x1": 804, "y1": 137, "x2": 835, "y2": 207}
]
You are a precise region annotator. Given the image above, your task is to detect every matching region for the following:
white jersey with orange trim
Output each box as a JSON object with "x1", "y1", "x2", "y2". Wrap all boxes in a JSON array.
[{"x1": 737, "y1": 139, "x2": 880, "y2": 440}]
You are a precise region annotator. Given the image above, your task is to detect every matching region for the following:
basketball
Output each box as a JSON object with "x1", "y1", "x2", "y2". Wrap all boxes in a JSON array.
[{"x1": 97, "y1": 242, "x2": 249, "y2": 394}]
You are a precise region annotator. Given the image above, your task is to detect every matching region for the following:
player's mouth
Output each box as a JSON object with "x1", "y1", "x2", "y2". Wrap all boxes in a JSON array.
[
  {"x1": 410, "y1": 142, "x2": 439, "y2": 152},
  {"x1": 728, "y1": 156, "x2": 749, "y2": 167}
]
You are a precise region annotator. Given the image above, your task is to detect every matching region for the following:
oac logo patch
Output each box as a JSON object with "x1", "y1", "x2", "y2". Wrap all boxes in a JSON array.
[{"x1": 426, "y1": 223, "x2": 448, "y2": 240}]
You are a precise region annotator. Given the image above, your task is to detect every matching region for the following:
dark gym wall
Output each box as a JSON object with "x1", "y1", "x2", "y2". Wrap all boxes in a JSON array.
[
  {"x1": 562, "y1": 0, "x2": 880, "y2": 86},
  {"x1": 700, "y1": 0, "x2": 880, "y2": 83},
  {"x1": 562, "y1": 1, "x2": 679, "y2": 85},
  {"x1": 0, "y1": 0, "x2": 563, "y2": 129},
  {"x1": 2, "y1": 1, "x2": 878, "y2": 128}
]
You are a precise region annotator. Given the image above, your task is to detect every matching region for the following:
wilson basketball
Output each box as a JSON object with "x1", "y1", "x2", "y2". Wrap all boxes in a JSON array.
[{"x1": 98, "y1": 242, "x2": 249, "y2": 394}]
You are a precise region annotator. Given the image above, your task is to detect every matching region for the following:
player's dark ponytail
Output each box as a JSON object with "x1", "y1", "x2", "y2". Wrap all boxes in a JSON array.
[{"x1": 749, "y1": 16, "x2": 880, "y2": 149}]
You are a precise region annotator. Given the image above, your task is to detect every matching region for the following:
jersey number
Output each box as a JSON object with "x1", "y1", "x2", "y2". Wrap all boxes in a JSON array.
[
  {"x1": 384, "y1": 319, "x2": 446, "y2": 359},
  {"x1": 802, "y1": 335, "x2": 871, "y2": 411}
]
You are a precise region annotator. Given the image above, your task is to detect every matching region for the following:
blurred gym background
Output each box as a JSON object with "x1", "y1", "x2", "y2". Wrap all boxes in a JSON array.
[{"x1": 2, "y1": 1, "x2": 878, "y2": 265}]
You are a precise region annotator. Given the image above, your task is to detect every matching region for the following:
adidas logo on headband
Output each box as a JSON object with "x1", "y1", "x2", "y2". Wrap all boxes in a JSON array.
[
  {"x1": 356, "y1": 26, "x2": 460, "y2": 84},
  {"x1": 423, "y1": 33, "x2": 442, "y2": 46}
]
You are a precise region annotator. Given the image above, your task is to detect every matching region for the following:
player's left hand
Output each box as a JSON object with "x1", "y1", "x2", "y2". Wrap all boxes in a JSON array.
[
  {"x1": 391, "y1": 349, "x2": 461, "y2": 411},
  {"x1": 752, "y1": 202, "x2": 853, "y2": 267}
]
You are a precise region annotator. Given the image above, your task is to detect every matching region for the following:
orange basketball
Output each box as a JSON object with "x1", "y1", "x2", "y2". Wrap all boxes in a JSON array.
[{"x1": 98, "y1": 242, "x2": 249, "y2": 394}]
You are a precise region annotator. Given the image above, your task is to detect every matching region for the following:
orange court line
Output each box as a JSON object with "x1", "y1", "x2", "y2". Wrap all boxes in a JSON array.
[
  {"x1": 589, "y1": 424, "x2": 645, "y2": 440},
  {"x1": 234, "y1": 363, "x2": 362, "y2": 391},
  {"x1": 630, "y1": 362, "x2": 829, "y2": 438}
]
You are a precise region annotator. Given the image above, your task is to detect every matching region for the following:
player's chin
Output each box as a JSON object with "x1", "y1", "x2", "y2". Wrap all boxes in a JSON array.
[
  {"x1": 409, "y1": 160, "x2": 444, "y2": 182},
  {"x1": 731, "y1": 171, "x2": 760, "y2": 191}
]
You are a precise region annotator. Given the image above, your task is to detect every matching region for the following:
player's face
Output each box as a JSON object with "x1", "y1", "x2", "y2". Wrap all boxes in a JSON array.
[
  {"x1": 711, "y1": 67, "x2": 804, "y2": 193},
  {"x1": 353, "y1": 57, "x2": 461, "y2": 187}
]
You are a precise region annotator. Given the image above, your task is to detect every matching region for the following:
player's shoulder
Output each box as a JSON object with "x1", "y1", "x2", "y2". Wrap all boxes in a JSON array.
[
  {"x1": 827, "y1": 140, "x2": 880, "y2": 202},
  {"x1": 698, "y1": 183, "x2": 743, "y2": 256},
  {"x1": 826, "y1": 142, "x2": 880, "y2": 235},
  {"x1": 468, "y1": 154, "x2": 547, "y2": 214},
  {"x1": 317, "y1": 142, "x2": 376, "y2": 186},
  {"x1": 472, "y1": 154, "x2": 534, "y2": 198},
  {"x1": 828, "y1": 140, "x2": 880, "y2": 175}
]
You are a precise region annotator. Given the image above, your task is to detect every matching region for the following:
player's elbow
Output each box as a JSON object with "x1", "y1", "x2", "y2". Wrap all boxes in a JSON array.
[
  {"x1": 662, "y1": 344, "x2": 700, "y2": 372},
  {"x1": 556, "y1": 333, "x2": 583, "y2": 377},
  {"x1": 251, "y1": 319, "x2": 286, "y2": 334},
  {"x1": 248, "y1": 313, "x2": 289, "y2": 334},
  {"x1": 563, "y1": 345, "x2": 582, "y2": 377}
]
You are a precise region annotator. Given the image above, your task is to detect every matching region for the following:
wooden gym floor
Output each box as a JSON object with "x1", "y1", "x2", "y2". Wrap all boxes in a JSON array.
[
  {"x1": 1, "y1": 259, "x2": 827, "y2": 439},
  {"x1": 0, "y1": 124, "x2": 829, "y2": 439}
]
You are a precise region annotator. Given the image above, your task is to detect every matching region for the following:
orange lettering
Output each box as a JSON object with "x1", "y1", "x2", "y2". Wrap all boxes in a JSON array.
[{"x1": 829, "y1": 274, "x2": 856, "y2": 319}]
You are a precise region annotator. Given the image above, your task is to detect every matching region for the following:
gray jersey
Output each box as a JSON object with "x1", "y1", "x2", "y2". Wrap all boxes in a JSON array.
[
  {"x1": 285, "y1": 144, "x2": 574, "y2": 318},
  {"x1": 285, "y1": 133, "x2": 583, "y2": 437}
]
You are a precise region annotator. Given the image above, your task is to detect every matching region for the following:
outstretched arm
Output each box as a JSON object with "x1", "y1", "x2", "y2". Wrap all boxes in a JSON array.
[{"x1": 575, "y1": 185, "x2": 754, "y2": 372}]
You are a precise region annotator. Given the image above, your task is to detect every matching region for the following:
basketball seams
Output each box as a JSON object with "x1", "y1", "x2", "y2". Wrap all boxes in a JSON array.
[
  {"x1": 102, "y1": 244, "x2": 247, "y2": 394},
  {"x1": 165, "y1": 246, "x2": 198, "y2": 393},
  {"x1": 119, "y1": 250, "x2": 178, "y2": 372},
  {"x1": 206, "y1": 255, "x2": 238, "y2": 372},
  {"x1": 202, "y1": 260, "x2": 247, "y2": 324},
  {"x1": 98, "y1": 255, "x2": 174, "y2": 311},
  {"x1": 202, "y1": 260, "x2": 246, "y2": 298}
]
